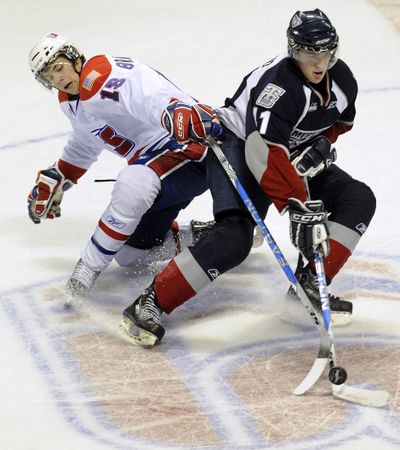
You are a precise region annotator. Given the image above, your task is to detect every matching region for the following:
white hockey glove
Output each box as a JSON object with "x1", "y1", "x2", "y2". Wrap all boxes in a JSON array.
[
  {"x1": 288, "y1": 198, "x2": 329, "y2": 262},
  {"x1": 27, "y1": 162, "x2": 73, "y2": 224},
  {"x1": 291, "y1": 136, "x2": 336, "y2": 178}
]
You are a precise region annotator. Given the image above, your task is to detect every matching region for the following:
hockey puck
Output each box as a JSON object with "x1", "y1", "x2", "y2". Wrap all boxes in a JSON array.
[{"x1": 328, "y1": 366, "x2": 347, "y2": 385}]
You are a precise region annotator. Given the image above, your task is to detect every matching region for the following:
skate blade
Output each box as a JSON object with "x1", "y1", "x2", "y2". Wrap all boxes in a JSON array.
[
  {"x1": 280, "y1": 301, "x2": 352, "y2": 328},
  {"x1": 252, "y1": 227, "x2": 264, "y2": 248},
  {"x1": 119, "y1": 318, "x2": 158, "y2": 348},
  {"x1": 331, "y1": 312, "x2": 351, "y2": 327}
]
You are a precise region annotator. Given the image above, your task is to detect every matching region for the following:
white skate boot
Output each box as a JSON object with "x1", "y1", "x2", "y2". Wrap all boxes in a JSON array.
[{"x1": 65, "y1": 259, "x2": 100, "y2": 298}]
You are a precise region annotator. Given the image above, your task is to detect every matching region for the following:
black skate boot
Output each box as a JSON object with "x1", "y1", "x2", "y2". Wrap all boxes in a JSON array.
[
  {"x1": 286, "y1": 262, "x2": 352, "y2": 326},
  {"x1": 170, "y1": 219, "x2": 216, "y2": 255},
  {"x1": 191, "y1": 219, "x2": 216, "y2": 243},
  {"x1": 120, "y1": 283, "x2": 165, "y2": 348}
]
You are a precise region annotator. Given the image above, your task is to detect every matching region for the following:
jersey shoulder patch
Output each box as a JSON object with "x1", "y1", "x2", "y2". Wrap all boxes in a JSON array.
[
  {"x1": 255, "y1": 83, "x2": 286, "y2": 109},
  {"x1": 79, "y1": 55, "x2": 112, "y2": 101}
]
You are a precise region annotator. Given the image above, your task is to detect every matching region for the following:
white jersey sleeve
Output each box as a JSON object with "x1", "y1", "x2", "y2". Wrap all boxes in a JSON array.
[{"x1": 57, "y1": 54, "x2": 196, "y2": 170}]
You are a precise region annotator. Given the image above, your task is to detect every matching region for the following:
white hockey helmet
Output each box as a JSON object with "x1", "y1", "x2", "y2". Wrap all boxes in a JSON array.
[{"x1": 28, "y1": 32, "x2": 84, "y2": 91}]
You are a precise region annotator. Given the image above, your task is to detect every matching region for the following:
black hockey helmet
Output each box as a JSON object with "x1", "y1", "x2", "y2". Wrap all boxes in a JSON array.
[{"x1": 287, "y1": 9, "x2": 339, "y2": 67}]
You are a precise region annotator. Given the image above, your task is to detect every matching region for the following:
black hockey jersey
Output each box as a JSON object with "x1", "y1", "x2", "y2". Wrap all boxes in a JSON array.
[{"x1": 217, "y1": 53, "x2": 357, "y2": 211}]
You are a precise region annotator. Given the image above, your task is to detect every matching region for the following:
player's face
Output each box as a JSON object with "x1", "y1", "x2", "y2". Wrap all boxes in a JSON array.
[
  {"x1": 296, "y1": 49, "x2": 331, "y2": 84},
  {"x1": 42, "y1": 56, "x2": 82, "y2": 95}
]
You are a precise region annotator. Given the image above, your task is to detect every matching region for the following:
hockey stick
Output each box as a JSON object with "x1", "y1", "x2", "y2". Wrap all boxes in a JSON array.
[
  {"x1": 302, "y1": 177, "x2": 389, "y2": 406},
  {"x1": 311, "y1": 247, "x2": 389, "y2": 406},
  {"x1": 207, "y1": 137, "x2": 389, "y2": 407}
]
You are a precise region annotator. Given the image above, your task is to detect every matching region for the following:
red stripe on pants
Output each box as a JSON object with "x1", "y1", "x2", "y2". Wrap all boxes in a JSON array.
[
  {"x1": 324, "y1": 239, "x2": 352, "y2": 281},
  {"x1": 99, "y1": 220, "x2": 129, "y2": 241},
  {"x1": 154, "y1": 260, "x2": 196, "y2": 314}
]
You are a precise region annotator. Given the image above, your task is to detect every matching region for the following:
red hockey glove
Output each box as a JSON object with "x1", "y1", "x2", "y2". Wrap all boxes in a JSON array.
[
  {"x1": 28, "y1": 162, "x2": 73, "y2": 224},
  {"x1": 161, "y1": 98, "x2": 222, "y2": 144}
]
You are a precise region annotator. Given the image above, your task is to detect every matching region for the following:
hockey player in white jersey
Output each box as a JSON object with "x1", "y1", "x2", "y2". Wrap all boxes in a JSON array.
[{"x1": 27, "y1": 32, "x2": 222, "y2": 296}]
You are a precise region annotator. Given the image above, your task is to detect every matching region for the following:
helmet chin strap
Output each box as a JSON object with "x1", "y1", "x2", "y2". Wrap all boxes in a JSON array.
[{"x1": 72, "y1": 56, "x2": 84, "y2": 77}]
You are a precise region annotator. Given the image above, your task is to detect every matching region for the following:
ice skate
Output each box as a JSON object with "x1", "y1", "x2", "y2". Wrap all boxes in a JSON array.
[
  {"x1": 120, "y1": 283, "x2": 165, "y2": 348},
  {"x1": 252, "y1": 226, "x2": 264, "y2": 248},
  {"x1": 65, "y1": 259, "x2": 100, "y2": 298},
  {"x1": 286, "y1": 264, "x2": 352, "y2": 326},
  {"x1": 191, "y1": 219, "x2": 216, "y2": 242}
]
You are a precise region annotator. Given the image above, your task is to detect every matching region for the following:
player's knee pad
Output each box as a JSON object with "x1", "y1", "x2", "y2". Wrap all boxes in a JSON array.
[
  {"x1": 110, "y1": 165, "x2": 161, "y2": 219},
  {"x1": 185, "y1": 211, "x2": 255, "y2": 281},
  {"x1": 213, "y1": 212, "x2": 255, "y2": 266},
  {"x1": 329, "y1": 180, "x2": 376, "y2": 248},
  {"x1": 342, "y1": 180, "x2": 376, "y2": 231},
  {"x1": 354, "y1": 181, "x2": 376, "y2": 224}
]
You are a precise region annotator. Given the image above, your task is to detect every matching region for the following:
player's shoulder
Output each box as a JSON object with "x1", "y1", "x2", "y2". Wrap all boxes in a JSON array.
[
  {"x1": 329, "y1": 58, "x2": 357, "y2": 89},
  {"x1": 257, "y1": 55, "x2": 303, "y2": 91},
  {"x1": 78, "y1": 55, "x2": 113, "y2": 101},
  {"x1": 253, "y1": 55, "x2": 305, "y2": 108},
  {"x1": 331, "y1": 58, "x2": 354, "y2": 75}
]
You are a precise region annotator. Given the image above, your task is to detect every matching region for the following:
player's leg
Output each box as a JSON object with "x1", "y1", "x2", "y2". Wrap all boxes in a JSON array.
[
  {"x1": 121, "y1": 129, "x2": 270, "y2": 345},
  {"x1": 286, "y1": 165, "x2": 376, "y2": 324},
  {"x1": 309, "y1": 164, "x2": 376, "y2": 281},
  {"x1": 66, "y1": 146, "x2": 209, "y2": 297},
  {"x1": 66, "y1": 163, "x2": 161, "y2": 297},
  {"x1": 115, "y1": 214, "x2": 217, "y2": 269},
  {"x1": 114, "y1": 151, "x2": 212, "y2": 269}
]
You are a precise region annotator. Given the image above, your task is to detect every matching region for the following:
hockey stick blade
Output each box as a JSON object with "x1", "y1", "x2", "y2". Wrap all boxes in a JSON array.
[
  {"x1": 332, "y1": 384, "x2": 389, "y2": 408},
  {"x1": 207, "y1": 138, "x2": 389, "y2": 407},
  {"x1": 292, "y1": 284, "x2": 333, "y2": 395},
  {"x1": 294, "y1": 357, "x2": 328, "y2": 395}
]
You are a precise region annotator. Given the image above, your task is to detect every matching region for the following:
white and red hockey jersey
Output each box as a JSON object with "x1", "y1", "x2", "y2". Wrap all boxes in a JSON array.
[{"x1": 57, "y1": 55, "x2": 196, "y2": 182}]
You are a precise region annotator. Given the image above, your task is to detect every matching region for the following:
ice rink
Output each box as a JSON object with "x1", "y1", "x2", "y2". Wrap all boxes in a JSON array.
[{"x1": 1, "y1": 0, "x2": 400, "y2": 448}]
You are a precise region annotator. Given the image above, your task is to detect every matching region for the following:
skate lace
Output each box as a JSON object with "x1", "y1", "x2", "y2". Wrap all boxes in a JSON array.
[
  {"x1": 73, "y1": 260, "x2": 99, "y2": 288},
  {"x1": 309, "y1": 275, "x2": 342, "y2": 305},
  {"x1": 141, "y1": 290, "x2": 161, "y2": 322}
]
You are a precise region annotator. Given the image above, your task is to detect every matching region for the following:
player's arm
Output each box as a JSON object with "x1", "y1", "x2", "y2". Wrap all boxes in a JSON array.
[
  {"x1": 246, "y1": 115, "x2": 331, "y2": 261},
  {"x1": 27, "y1": 128, "x2": 99, "y2": 225},
  {"x1": 245, "y1": 98, "x2": 308, "y2": 212},
  {"x1": 322, "y1": 73, "x2": 358, "y2": 144}
]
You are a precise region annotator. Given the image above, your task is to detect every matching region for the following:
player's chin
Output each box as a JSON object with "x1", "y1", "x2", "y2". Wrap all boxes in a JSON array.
[
  {"x1": 310, "y1": 72, "x2": 325, "y2": 83},
  {"x1": 61, "y1": 82, "x2": 79, "y2": 95}
]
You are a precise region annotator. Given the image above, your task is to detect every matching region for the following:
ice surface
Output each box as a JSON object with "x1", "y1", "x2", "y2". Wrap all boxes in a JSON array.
[{"x1": 1, "y1": 0, "x2": 399, "y2": 449}]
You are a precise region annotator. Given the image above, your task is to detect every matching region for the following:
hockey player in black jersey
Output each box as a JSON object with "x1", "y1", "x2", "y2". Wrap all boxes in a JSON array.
[{"x1": 121, "y1": 9, "x2": 376, "y2": 347}]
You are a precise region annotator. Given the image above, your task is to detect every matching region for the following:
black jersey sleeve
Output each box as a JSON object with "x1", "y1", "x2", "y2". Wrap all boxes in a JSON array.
[
  {"x1": 323, "y1": 60, "x2": 358, "y2": 143},
  {"x1": 245, "y1": 68, "x2": 309, "y2": 211}
]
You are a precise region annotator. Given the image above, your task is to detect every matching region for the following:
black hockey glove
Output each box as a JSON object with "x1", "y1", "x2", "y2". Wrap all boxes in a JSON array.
[
  {"x1": 288, "y1": 198, "x2": 329, "y2": 261},
  {"x1": 291, "y1": 136, "x2": 336, "y2": 178}
]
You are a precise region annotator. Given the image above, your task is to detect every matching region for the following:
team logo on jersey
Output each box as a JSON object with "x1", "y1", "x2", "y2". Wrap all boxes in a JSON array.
[
  {"x1": 327, "y1": 100, "x2": 337, "y2": 110},
  {"x1": 208, "y1": 268, "x2": 220, "y2": 279},
  {"x1": 356, "y1": 223, "x2": 368, "y2": 234},
  {"x1": 83, "y1": 70, "x2": 102, "y2": 91},
  {"x1": 256, "y1": 84, "x2": 286, "y2": 109},
  {"x1": 308, "y1": 102, "x2": 318, "y2": 112},
  {"x1": 106, "y1": 215, "x2": 126, "y2": 229}
]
